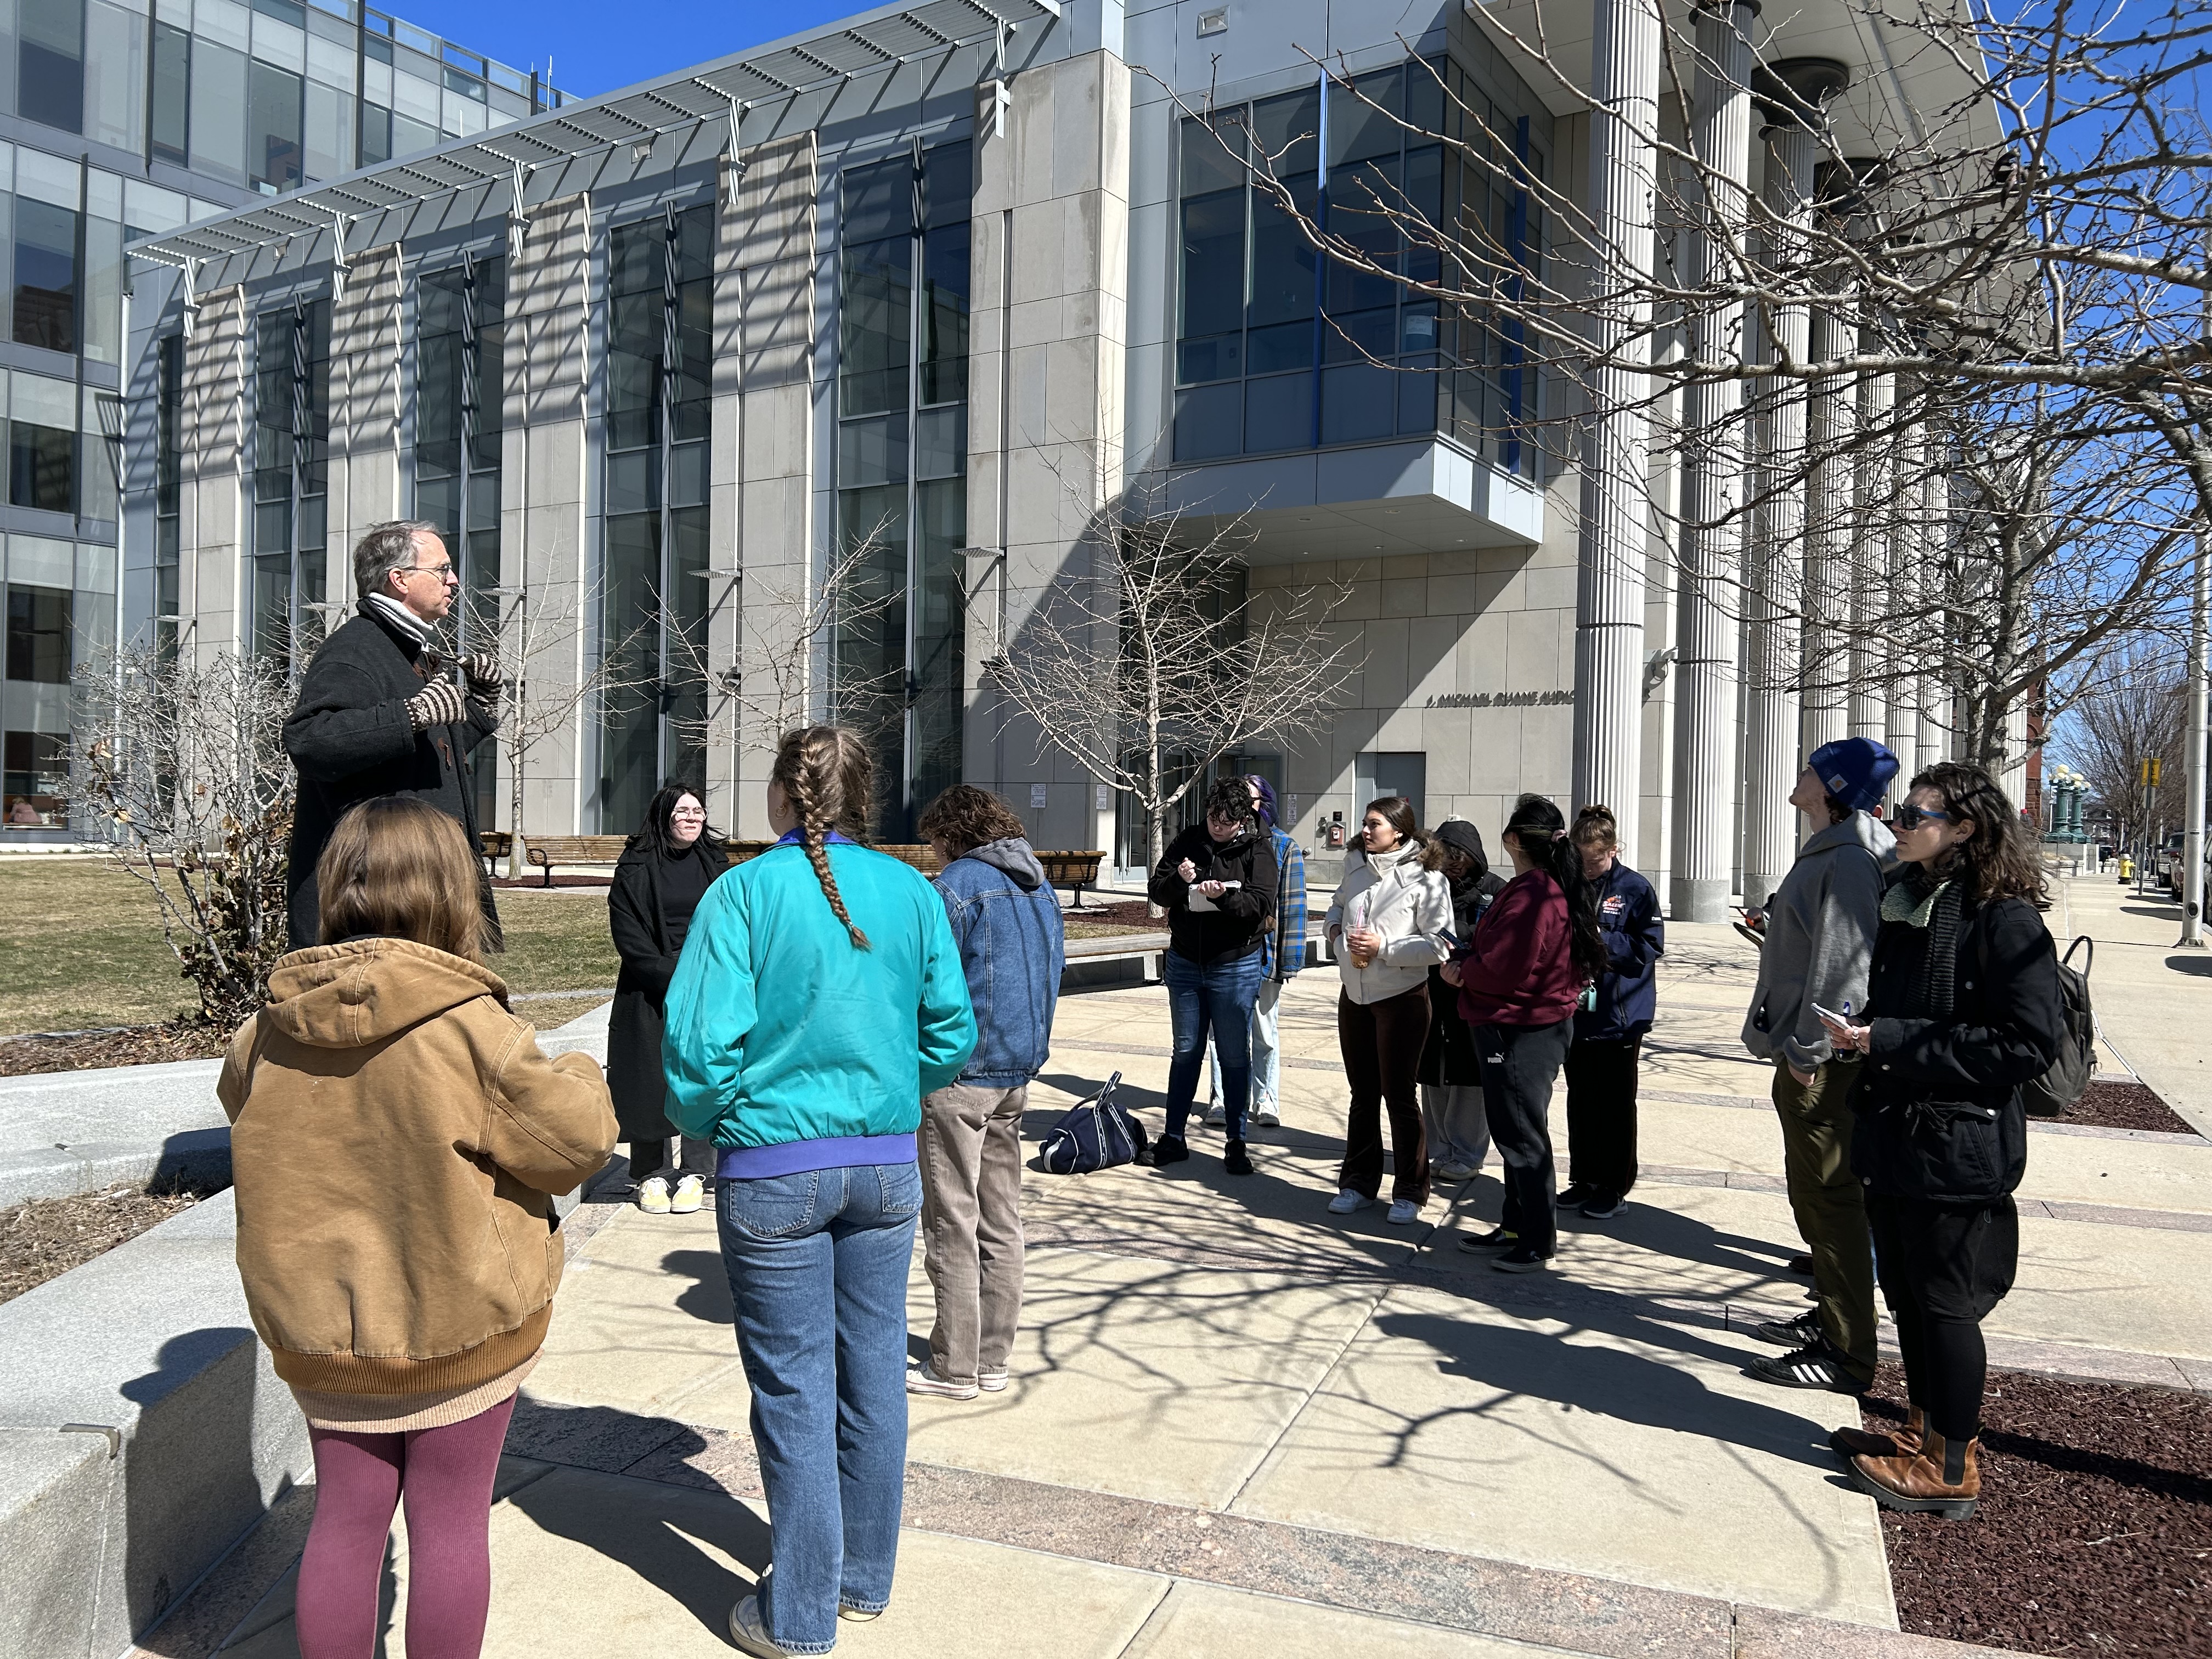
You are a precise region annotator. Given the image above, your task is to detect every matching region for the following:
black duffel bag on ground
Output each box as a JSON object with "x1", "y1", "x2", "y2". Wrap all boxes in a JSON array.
[{"x1": 1040, "y1": 1071, "x2": 1148, "y2": 1175}]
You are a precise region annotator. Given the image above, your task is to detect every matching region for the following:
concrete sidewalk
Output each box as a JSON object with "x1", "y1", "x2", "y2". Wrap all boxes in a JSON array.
[{"x1": 136, "y1": 882, "x2": 2206, "y2": 1657}]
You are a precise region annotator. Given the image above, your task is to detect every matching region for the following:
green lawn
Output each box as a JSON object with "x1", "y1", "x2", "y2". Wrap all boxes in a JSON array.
[{"x1": 0, "y1": 860, "x2": 622, "y2": 1035}]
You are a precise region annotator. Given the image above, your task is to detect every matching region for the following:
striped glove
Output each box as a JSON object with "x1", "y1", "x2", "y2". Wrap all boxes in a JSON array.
[{"x1": 407, "y1": 680, "x2": 469, "y2": 732}]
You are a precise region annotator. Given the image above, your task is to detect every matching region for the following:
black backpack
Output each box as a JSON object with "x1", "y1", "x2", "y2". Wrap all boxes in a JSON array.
[
  {"x1": 2020, "y1": 935, "x2": 2095, "y2": 1118},
  {"x1": 1040, "y1": 1072, "x2": 1149, "y2": 1174}
]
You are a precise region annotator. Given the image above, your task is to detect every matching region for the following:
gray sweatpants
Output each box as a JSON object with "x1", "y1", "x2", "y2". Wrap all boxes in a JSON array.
[{"x1": 918, "y1": 1082, "x2": 1029, "y2": 1385}]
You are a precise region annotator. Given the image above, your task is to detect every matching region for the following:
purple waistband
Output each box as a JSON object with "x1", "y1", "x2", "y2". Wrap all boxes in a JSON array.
[{"x1": 714, "y1": 1132, "x2": 917, "y2": 1181}]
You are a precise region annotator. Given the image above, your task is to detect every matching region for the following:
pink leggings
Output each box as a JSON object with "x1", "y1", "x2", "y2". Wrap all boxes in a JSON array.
[{"x1": 295, "y1": 1393, "x2": 516, "y2": 1659}]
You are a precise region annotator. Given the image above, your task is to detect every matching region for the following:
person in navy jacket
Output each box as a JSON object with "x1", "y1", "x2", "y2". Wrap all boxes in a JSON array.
[{"x1": 1559, "y1": 805, "x2": 1664, "y2": 1218}]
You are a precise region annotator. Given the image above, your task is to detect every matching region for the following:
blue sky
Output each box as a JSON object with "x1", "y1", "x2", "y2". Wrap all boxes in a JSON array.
[{"x1": 398, "y1": 0, "x2": 861, "y2": 97}]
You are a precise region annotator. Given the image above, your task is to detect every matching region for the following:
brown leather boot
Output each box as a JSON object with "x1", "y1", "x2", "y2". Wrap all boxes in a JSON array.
[
  {"x1": 1850, "y1": 1428, "x2": 1980, "y2": 1519},
  {"x1": 1829, "y1": 1405, "x2": 1924, "y2": 1462}
]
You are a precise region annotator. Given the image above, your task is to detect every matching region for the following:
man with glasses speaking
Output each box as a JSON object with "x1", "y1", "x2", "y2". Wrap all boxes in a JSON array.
[{"x1": 282, "y1": 520, "x2": 506, "y2": 951}]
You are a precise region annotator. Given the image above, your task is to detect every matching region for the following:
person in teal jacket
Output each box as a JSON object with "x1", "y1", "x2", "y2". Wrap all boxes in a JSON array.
[{"x1": 662, "y1": 726, "x2": 975, "y2": 1658}]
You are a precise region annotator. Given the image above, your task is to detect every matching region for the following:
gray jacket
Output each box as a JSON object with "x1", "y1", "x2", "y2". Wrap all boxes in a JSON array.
[{"x1": 1742, "y1": 812, "x2": 1895, "y2": 1073}]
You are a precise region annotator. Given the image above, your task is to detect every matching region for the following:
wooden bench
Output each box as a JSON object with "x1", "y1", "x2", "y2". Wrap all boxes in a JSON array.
[
  {"x1": 1037, "y1": 850, "x2": 1107, "y2": 906},
  {"x1": 477, "y1": 830, "x2": 512, "y2": 876},
  {"x1": 523, "y1": 834, "x2": 630, "y2": 886},
  {"x1": 727, "y1": 840, "x2": 946, "y2": 872}
]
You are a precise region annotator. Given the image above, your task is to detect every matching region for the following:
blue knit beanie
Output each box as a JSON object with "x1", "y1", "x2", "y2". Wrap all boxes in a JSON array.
[{"x1": 1808, "y1": 737, "x2": 1900, "y2": 814}]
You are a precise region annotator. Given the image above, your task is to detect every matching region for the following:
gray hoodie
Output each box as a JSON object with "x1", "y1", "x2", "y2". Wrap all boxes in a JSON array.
[
  {"x1": 1742, "y1": 812, "x2": 1895, "y2": 1073},
  {"x1": 966, "y1": 836, "x2": 1046, "y2": 890}
]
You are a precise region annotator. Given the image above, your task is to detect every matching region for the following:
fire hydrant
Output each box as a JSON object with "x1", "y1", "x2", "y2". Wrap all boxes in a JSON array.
[{"x1": 2117, "y1": 855, "x2": 2134, "y2": 883}]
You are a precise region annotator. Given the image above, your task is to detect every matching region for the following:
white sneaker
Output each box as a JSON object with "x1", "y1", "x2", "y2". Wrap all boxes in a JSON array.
[
  {"x1": 1433, "y1": 1161, "x2": 1479, "y2": 1184},
  {"x1": 977, "y1": 1367, "x2": 1010, "y2": 1393},
  {"x1": 1386, "y1": 1199, "x2": 1421, "y2": 1225},
  {"x1": 1326, "y1": 1188, "x2": 1370, "y2": 1215},
  {"x1": 728, "y1": 1594, "x2": 790, "y2": 1658},
  {"x1": 905, "y1": 1362, "x2": 979, "y2": 1400},
  {"x1": 1203, "y1": 1101, "x2": 1226, "y2": 1125},
  {"x1": 635, "y1": 1176, "x2": 671, "y2": 1215},
  {"x1": 669, "y1": 1173, "x2": 706, "y2": 1214},
  {"x1": 1255, "y1": 1103, "x2": 1280, "y2": 1128}
]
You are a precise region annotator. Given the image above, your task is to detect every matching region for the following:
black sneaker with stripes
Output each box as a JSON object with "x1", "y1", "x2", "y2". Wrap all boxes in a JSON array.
[
  {"x1": 1745, "y1": 1339, "x2": 1869, "y2": 1393},
  {"x1": 1750, "y1": 1310, "x2": 1821, "y2": 1349}
]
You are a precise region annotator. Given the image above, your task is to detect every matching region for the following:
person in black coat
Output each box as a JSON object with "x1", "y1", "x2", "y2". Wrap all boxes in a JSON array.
[
  {"x1": 1146, "y1": 778, "x2": 1280, "y2": 1178},
  {"x1": 607, "y1": 783, "x2": 727, "y2": 1214},
  {"x1": 1819, "y1": 761, "x2": 2063, "y2": 1520},
  {"x1": 1418, "y1": 819, "x2": 1505, "y2": 1183},
  {"x1": 282, "y1": 521, "x2": 503, "y2": 950},
  {"x1": 1559, "y1": 805, "x2": 1664, "y2": 1219}
]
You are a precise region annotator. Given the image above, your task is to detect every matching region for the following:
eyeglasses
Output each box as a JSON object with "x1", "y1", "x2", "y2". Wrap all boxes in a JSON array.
[
  {"x1": 1891, "y1": 805, "x2": 1954, "y2": 832},
  {"x1": 403, "y1": 562, "x2": 458, "y2": 582}
]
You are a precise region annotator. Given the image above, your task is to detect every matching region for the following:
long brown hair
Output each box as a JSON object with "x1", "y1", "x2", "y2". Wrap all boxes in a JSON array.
[
  {"x1": 315, "y1": 795, "x2": 488, "y2": 961},
  {"x1": 772, "y1": 725, "x2": 874, "y2": 949},
  {"x1": 1910, "y1": 761, "x2": 2047, "y2": 905}
]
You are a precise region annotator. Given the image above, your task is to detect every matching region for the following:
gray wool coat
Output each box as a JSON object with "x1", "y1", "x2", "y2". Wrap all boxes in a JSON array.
[{"x1": 1742, "y1": 812, "x2": 1896, "y2": 1073}]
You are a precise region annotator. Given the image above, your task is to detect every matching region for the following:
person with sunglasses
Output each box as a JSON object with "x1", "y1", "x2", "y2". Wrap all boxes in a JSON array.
[
  {"x1": 1816, "y1": 763, "x2": 2063, "y2": 1520},
  {"x1": 1738, "y1": 736, "x2": 1897, "y2": 1396},
  {"x1": 284, "y1": 520, "x2": 506, "y2": 952}
]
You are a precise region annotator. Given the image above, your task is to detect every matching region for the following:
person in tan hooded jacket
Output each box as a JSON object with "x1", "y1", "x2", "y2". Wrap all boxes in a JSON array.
[{"x1": 219, "y1": 795, "x2": 616, "y2": 1659}]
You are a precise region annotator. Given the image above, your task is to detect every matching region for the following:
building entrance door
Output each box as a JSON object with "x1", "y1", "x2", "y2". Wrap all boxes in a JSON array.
[{"x1": 1356, "y1": 752, "x2": 1427, "y2": 827}]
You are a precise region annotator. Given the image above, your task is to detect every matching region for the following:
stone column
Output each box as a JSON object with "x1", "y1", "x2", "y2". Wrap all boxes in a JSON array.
[
  {"x1": 964, "y1": 48, "x2": 1130, "y2": 853},
  {"x1": 325, "y1": 242, "x2": 404, "y2": 611},
  {"x1": 714, "y1": 134, "x2": 819, "y2": 837},
  {"x1": 1917, "y1": 460, "x2": 1950, "y2": 773},
  {"x1": 1740, "y1": 121, "x2": 1816, "y2": 907},
  {"x1": 1573, "y1": 0, "x2": 1664, "y2": 849},
  {"x1": 501, "y1": 191, "x2": 593, "y2": 837},
  {"x1": 180, "y1": 285, "x2": 247, "y2": 661},
  {"x1": 1884, "y1": 403, "x2": 1925, "y2": 769},
  {"x1": 1669, "y1": 0, "x2": 1757, "y2": 924},
  {"x1": 1799, "y1": 293, "x2": 1853, "y2": 759},
  {"x1": 1849, "y1": 364, "x2": 1893, "y2": 744}
]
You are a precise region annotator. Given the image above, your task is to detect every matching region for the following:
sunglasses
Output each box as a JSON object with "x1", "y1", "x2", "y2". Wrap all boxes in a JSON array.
[{"x1": 1890, "y1": 804, "x2": 1954, "y2": 832}]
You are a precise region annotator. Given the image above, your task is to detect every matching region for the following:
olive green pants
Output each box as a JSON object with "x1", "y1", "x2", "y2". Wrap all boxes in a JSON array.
[{"x1": 1771, "y1": 1058, "x2": 1878, "y2": 1382}]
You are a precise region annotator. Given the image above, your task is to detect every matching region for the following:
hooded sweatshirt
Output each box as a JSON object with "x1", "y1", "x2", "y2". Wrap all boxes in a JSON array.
[
  {"x1": 1742, "y1": 811, "x2": 1895, "y2": 1072},
  {"x1": 933, "y1": 836, "x2": 1066, "y2": 1087},
  {"x1": 1325, "y1": 841, "x2": 1454, "y2": 1005},
  {"x1": 217, "y1": 939, "x2": 618, "y2": 1401}
]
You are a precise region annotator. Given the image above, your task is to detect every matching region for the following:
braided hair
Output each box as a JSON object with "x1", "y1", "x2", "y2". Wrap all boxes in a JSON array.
[
  {"x1": 771, "y1": 725, "x2": 875, "y2": 950},
  {"x1": 1503, "y1": 793, "x2": 1606, "y2": 985}
]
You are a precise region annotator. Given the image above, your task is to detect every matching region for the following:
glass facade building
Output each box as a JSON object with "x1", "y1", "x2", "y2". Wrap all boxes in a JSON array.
[
  {"x1": 1, "y1": 0, "x2": 564, "y2": 832},
  {"x1": 1172, "y1": 55, "x2": 1550, "y2": 477},
  {"x1": 833, "y1": 138, "x2": 970, "y2": 838}
]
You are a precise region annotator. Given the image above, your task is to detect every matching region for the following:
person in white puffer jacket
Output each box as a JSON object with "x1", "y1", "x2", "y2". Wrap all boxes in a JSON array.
[{"x1": 1323, "y1": 796, "x2": 1455, "y2": 1224}]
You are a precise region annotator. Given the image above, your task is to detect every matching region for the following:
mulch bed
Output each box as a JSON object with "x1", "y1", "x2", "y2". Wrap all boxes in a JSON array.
[
  {"x1": 489, "y1": 873, "x2": 612, "y2": 888},
  {"x1": 0, "y1": 1180, "x2": 221, "y2": 1306},
  {"x1": 1861, "y1": 1365, "x2": 2211, "y2": 1654},
  {"x1": 1069, "y1": 899, "x2": 1161, "y2": 927},
  {"x1": 0, "y1": 1020, "x2": 228, "y2": 1077},
  {"x1": 2060, "y1": 1079, "x2": 2200, "y2": 1137}
]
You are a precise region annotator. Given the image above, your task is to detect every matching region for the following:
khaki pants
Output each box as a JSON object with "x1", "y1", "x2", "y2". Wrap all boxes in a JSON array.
[
  {"x1": 1771, "y1": 1058, "x2": 1877, "y2": 1381},
  {"x1": 918, "y1": 1082, "x2": 1028, "y2": 1385}
]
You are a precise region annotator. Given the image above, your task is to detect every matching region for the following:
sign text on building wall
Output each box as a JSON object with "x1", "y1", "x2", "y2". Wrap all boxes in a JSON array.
[{"x1": 1423, "y1": 690, "x2": 1574, "y2": 709}]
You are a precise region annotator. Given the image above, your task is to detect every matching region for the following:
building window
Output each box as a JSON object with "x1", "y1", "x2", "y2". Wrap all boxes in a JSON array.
[
  {"x1": 834, "y1": 139, "x2": 970, "y2": 838},
  {"x1": 3, "y1": 730, "x2": 70, "y2": 825},
  {"x1": 5, "y1": 585, "x2": 71, "y2": 682},
  {"x1": 415, "y1": 253, "x2": 504, "y2": 827},
  {"x1": 251, "y1": 299, "x2": 331, "y2": 663},
  {"x1": 9, "y1": 373, "x2": 80, "y2": 514},
  {"x1": 249, "y1": 60, "x2": 305, "y2": 194},
  {"x1": 14, "y1": 197, "x2": 81, "y2": 354},
  {"x1": 18, "y1": 0, "x2": 85, "y2": 135},
  {"x1": 156, "y1": 333, "x2": 183, "y2": 655},
  {"x1": 598, "y1": 205, "x2": 712, "y2": 833},
  {"x1": 150, "y1": 21, "x2": 191, "y2": 165},
  {"x1": 1171, "y1": 59, "x2": 1547, "y2": 476}
]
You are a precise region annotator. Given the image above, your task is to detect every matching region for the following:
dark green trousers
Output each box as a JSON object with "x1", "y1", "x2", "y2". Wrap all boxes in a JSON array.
[{"x1": 1771, "y1": 1058, "x2": 1878, "y2": 1381}]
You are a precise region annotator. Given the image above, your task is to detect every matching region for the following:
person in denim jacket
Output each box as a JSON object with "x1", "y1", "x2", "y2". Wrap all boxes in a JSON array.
[{"x1": 907, "y1": 785, "x2": 1066, "y2": 1401}]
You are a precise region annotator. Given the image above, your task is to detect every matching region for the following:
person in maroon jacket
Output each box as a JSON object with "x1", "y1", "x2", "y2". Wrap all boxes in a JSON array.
[{"x1": 1441, "y1": 794, "x2": 1606, "y2": 1271}]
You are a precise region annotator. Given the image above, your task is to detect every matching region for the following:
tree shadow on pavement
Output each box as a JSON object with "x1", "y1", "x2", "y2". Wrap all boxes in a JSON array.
[{"x1": 1373, "y1": 1304, "x2": 1836, "y2": 1471}]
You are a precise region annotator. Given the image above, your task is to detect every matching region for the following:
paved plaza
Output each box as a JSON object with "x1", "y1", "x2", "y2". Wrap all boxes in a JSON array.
[{"x1": 135, "y1": 875, "x2": 2212, "y2": 1658}]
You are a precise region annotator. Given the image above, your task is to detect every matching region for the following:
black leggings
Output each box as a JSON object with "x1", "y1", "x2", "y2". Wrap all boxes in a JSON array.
[
  {"x1": 1867, "y1": 1193, "x2": 2019, "y2": 1444},
  {"x1": 1475, "y1": 1018, "x2": 1573, "y2": 1257},
  {"x1": 630, "y1": 1137, "x2": 714, "y2": 1183}
]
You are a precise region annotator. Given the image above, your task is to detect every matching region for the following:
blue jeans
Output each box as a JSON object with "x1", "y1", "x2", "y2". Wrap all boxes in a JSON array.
[
  {"x1": 1163, "y1": 947, "x2": 1265, "y2": 1141},
  {"x1": 716, "y1": 1161, "x2": 922, "y2": 1655}
]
